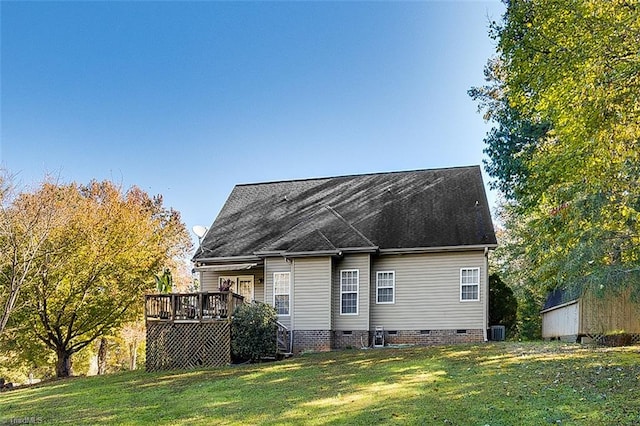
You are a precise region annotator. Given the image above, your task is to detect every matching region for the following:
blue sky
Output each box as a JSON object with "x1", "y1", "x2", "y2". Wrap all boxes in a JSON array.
[{"x1": 1, "y1": 1, "x2": 504, "y2": 246}]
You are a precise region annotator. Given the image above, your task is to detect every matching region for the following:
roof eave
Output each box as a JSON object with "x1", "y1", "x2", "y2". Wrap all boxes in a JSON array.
[
  {"x1": 255, "y1": 246, "x2": 379, "y2": 258},
  {"x1": 339, "y1": 246, "x2": 379, "y2": 254},
  {"x1": 378, "y1": 244, "x2": 497, "y2": 255},
  {"x1": 283, "y1": 250, "x2": 341, "y2": 258},
  {"x1": 192, "y1": 255, "x2": 263, "y2": 265},
  {"x1": 540, "y1": 299, "x2": 580, "y2": 314}
]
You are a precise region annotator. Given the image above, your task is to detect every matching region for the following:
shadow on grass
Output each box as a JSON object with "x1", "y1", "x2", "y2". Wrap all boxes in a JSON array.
[{"x1": 1, "y1": 343, "x2": 640, "y2": 425}]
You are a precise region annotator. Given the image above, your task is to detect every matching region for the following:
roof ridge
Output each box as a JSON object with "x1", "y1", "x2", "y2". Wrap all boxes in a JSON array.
[
  {"x1": 284, "y1": 229, "x2": 338, "y2": 254},
  {"x1": 315, "y1": 228, "x2": 338, "y2": 250},
  {"x1": 234, "y1": 165, "x2": 480, "y2": 187},
  {"x1": 324, "y1": 205, "x2": 376, "y2": 247}
]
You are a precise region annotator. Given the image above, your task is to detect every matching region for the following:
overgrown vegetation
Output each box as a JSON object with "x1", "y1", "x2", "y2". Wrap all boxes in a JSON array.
[{"x1": 1, "y1": 342, "x2": 639, "y2": 425}]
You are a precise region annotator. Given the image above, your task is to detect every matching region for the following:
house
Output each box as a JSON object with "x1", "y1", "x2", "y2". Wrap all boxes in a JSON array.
[
  {"x1": 192, "y1": 166, "x2": 497, "y2": 353},
  {"x1": 542, "y1": 286, "x2": 640, "y2": 344}
]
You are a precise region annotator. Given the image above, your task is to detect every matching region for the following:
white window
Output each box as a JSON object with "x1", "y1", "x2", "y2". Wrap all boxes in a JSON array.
[
  {"x1": 273, "y1": 272, "x2": 290, "y2": 315},
  {"x1": 376, "y1": 271, "x2": 395, "y2": 304},
  {"x1": 340, "y1": 270, "x2": 359, "y2": 315},
  {"x1": 460, "y1": 268, "x2": 480, "y2": 301}
]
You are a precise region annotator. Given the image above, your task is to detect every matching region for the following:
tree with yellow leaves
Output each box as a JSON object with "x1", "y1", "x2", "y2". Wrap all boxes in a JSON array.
[{"x1": 6, "y1": 180, "x2": 191, "y2": 377}]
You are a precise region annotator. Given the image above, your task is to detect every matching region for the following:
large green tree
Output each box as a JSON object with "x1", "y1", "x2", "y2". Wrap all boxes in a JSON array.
[
  {"x1": 8, "y1": 180, "x2": 191, "y2": 377},
  {"x1": 475, "y1": 1, "x2": 640, "y2": 300}
]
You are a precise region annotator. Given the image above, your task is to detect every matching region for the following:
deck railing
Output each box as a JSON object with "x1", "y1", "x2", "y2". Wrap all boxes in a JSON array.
[
  {"x1": 276, "y1": 320, "x2": 292, "y2": 354},
  {"x1": 145, "y1": 291, "x2": 244, "y2": 322}
]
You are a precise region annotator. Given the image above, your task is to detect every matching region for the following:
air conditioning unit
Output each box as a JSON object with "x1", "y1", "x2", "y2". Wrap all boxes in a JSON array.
[
  {"x1": 490, "y1": 325, "x2": 506, "y2": 341},
  {"x1": 373, "y1": 326, "x2": 385, "y2": 348}
]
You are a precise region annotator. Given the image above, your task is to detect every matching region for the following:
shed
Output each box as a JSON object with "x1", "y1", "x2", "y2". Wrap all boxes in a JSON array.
[{"x1": 542, "y1": 287, "x2": 640, "y2": 344}]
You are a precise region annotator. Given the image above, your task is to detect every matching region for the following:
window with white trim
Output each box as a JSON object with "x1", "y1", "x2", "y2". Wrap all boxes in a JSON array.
[
  {"x1": 376, "y1": 271, "x2": 395, "y2": 304},
  {"x1": 273, "y1": 272, "x2": 290, "y2": 315},
  {"x1": 340, "y1": 269, "x2": 359, "y2": 315},
  {"x1": 460, "y1": 268, "x2": 480, "y2": 301}
]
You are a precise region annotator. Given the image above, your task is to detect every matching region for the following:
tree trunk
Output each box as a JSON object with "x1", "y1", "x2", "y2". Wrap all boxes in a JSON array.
[
  {"x1": 0, "y1": 277, "x2": 22, "y2": 335},
  {"x1": 55, "y1": 349, "x2": 73, "y2": 377},
  {"x1": 97, "y1": 337, "x2": 108, "y2": 375},
  {"x1": 129, "y1": 340, "x2": 138, "y2": 370}
]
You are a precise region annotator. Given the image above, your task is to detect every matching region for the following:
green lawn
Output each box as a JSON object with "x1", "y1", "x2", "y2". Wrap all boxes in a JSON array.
[{"x1": 1, "y1": 342, "x2": 639, "y2": 425}]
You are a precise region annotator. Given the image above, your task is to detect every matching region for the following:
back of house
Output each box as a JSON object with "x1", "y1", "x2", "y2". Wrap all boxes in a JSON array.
[{"x1": 193, "y1": 165, "x2": 497, "y2": 353}]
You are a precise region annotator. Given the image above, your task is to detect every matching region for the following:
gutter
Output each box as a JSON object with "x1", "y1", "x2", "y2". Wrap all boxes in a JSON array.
[
  {"x1": 339, "y1": 246, "x2": 379, "y2": 254},
  {"x1": 379, "y1": 244, "x2": 497, "y2": 255},
  {"x1": 483, "y1": 247, "x2": 489, "y2": 342},
  {"x1": 273, "y1": 250, "x2": 341, "y2": 258},
  {"x1": 197, "y1": 244, "x2": 494, "y2": 263},
  {"x1": 192, "y1": 255, "x2": 263, "y2": 265},
  {"x1": 255, "y1": 247, "x2": 378, "y2": 258}
]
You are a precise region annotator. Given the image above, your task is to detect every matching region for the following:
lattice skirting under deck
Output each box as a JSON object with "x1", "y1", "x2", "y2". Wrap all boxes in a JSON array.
[{"x1": 146, "y1": 321, "x2": 231, "y2": 372}]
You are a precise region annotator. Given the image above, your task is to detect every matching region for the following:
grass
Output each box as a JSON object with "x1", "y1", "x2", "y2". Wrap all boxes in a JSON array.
[{"x1": 1, "y1": 342, "x2": 639, "y2": 425}]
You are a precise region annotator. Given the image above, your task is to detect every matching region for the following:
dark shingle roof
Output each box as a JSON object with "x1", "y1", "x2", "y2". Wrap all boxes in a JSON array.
[
  {"x1": 194, "y1": 166, "x2": 497, "y2": 260},
  {"x1": 542, "y1": 287, "x2": 583, "y2": 311}
]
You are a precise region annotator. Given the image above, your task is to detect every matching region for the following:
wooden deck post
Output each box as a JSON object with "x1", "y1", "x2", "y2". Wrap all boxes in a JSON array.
[{"x1": 226, "y1": 292, "x2": 233, "y2": 322}]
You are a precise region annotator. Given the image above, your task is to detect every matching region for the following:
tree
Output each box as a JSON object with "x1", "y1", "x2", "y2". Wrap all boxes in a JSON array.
[
  {"x1": 474, "y1": 1, "x2": 640, "y2": 302},
  {"x1": 11, "y1": 180, "x2": 191, "y2": 377},
  {"x1": 488, "y1": 273, "x2": 518, "y2": 335},
  {"x1": 119, "y1": 320, "x2": 145, "y2": 370},
  {"x1": 0, "y1": 171, "x2": 61, "y2": 336},
  {"x1": 468, "y1": 58, "x2": 551, "y2": 206}
]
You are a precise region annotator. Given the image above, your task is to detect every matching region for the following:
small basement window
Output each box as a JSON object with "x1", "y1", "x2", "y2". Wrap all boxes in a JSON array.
[
  {"x1": 456, "y1": 329, "x2": 467, "y2": 334},
  {"x1": 387, "y1": 330, "x2": 398, "y2": 335},
  {"x1": 420, "y1": 330, "x2": 431, "y2": 335},
  {"x1": 342, "y1": 331, "x2": 352, "y2": 335}
]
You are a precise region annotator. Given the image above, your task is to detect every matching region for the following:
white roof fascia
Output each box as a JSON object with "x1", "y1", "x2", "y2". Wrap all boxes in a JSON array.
[
  {"x1": 193, "y1": 255, "x2": 262, "y2": 264},
  {"x1": 378, "y1": 244, "x2": 497, "y2": 255},
  {"x1": 193, "y1": 263, "x2": 259, "y2": 272}
]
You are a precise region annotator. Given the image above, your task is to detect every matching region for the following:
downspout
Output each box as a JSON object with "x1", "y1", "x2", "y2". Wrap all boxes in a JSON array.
[
  {"x1": 483, "y1": 246, "x2": 489, "y2": 342},
  {"x1": 290, "y1": 257, "x2": 295, "y2": 353}
]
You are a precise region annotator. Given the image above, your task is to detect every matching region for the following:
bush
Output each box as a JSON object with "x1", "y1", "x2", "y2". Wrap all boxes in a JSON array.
[{"x1": 231, "y1": 303, "x2": 278, "y2": 363}]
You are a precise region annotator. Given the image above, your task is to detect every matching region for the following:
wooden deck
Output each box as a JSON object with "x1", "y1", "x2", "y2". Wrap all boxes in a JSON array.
[
  {"x1": 145, "y1": 292, "x2": 292, "y2": 371},
  {"x1": 145, "y1": 291, "x2": 245, "y2": 322}
]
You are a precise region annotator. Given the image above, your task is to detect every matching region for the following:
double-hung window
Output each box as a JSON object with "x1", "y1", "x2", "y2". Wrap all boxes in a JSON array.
[
  {"x1": 273, "y1": 272, "x2": 290, "y2": 315},
  {"x1": 376, "y1": 271, "x2": 395, "y2": 304},
  {"x1": 460, "y1": 268, "x2": 480, "y2": 301},
  {"x1": 340, "y1": 270, "x2": 359, "y2": 315}
]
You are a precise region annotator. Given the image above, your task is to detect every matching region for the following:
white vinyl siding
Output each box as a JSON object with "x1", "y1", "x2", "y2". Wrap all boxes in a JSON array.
[
  {"x1": 265, "y1": 257, "x2": 291, "y2": 328},
  {"x1": 293, "y1": 257, "x2": 332, "y2": 330},
  {"x1": 273, "y1": 272, "x2": 290, "y2": 316},
  {"x1": 340, "y1": 270, "x2": 359, "y2": 315},
  {"x1": 332, "y1": 254, "x2": 370, "y2": 331},
  {"x1": 370, "y1": 252, "x2": 486, "y2": 330},
  {"x1": 376, "y1": 271, "x2": 395, "y2": 304},
  {"x1": 199, "y1": 268, "x2": 264, "y2": 302},
  {"x1": 460, "y1": 268, "x2": 480, "y2": 301}
]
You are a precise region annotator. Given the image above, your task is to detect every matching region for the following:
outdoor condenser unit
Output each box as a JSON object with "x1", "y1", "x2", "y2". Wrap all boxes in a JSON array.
[
  {"x1": 374, "y1": 326, "x2": 385, "y2": 348},
  {"x1": 490, "y1": 325, "x2": 506, "y2": 341}
]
